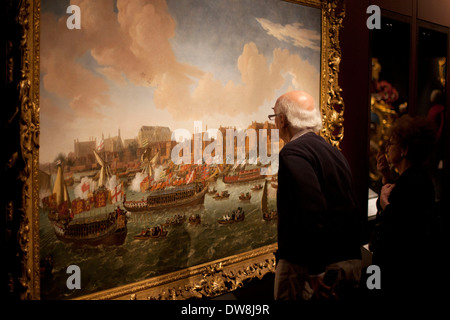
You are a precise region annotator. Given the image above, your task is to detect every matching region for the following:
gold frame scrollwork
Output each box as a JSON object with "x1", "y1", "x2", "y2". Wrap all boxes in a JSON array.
[
  {"x1": 320, "y1": 0, "x2": 346, "y2": 149},
  {"x1": 5, "y1": 0, "x2": 41, "y2": 300},
  {"x1": 5, "y1": 0, "x2": 345, "y2": 300},
  {"x1": 77, "y1": 243, "x2": 277, "y2": 300}
]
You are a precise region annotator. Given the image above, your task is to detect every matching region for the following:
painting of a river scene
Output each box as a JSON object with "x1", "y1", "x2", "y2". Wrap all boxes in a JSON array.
[{"x1": 39, "y1": 0, "x2": 321, "y2": 299}]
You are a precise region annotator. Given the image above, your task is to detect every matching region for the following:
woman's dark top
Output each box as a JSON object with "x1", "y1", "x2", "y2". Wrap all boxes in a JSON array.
[{"x1": 373, "y1": 165, "x2": 436, "y2": 295}]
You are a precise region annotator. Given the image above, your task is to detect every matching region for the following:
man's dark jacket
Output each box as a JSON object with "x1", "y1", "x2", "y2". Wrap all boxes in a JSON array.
[{"x1": 276, "y1": 132, "x2": 362, "y2": 275}]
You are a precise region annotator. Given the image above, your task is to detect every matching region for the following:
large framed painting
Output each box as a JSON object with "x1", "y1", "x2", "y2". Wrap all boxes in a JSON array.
[{"x1": 5, "y1": 0, "x2": 345, "y2": 300}]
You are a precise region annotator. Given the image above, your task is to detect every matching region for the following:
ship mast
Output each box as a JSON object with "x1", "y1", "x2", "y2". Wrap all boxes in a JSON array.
[
  {"x1": 141, "y1": 149, "x2": 160, "y2": 184},
  {"x1": 93, "y1": 149, "x2": 111, "y2": 188}
]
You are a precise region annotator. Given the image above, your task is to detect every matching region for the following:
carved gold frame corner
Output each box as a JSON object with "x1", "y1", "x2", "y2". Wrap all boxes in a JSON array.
[{"x1": 5, "y1": 0, "x2": 345, "y2": 300}]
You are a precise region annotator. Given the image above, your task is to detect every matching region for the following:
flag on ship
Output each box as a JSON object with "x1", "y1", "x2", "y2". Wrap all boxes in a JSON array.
[
  {"x1": 185, "y1": 170, "x2": 196, "y2": 184},
  {"x1": 94, "y1": 189, "x2": 109, "y2": 208},
  {"x1": 81, "y1": 181, "x2": 90, "y2": 193},
  {"x1": 97, "y1": 139, "x2": 104, "y2": 152},
  {"x1": 200, "y1": 165, "x2": 209, "y2": 180},
  {"x1": 140, "y1": 176, "x2": 151, "y2": 192},
  {"x1": 58, "y1": 200, "x2": 70, "y2": 214},
  {"x1": 111, "y1": 182, "x2": 124, "y2": 204},
  {"x1": 71, "y1": 198, "x2": 86, "y2": 215}
]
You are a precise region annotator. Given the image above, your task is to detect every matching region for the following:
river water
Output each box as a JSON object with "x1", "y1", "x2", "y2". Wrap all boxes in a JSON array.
[{"x1": 39, "y1": 177, "x2": 277, "y2": 300}]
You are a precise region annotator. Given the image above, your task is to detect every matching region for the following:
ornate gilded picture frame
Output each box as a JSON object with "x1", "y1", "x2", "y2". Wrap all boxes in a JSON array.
[{"x1": 5, "y1": 0, "x2": 344, "y2": 300}]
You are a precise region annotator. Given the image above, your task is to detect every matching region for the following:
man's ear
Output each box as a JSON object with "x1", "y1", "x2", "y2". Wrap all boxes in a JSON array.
[{"x1": 280, "y1": 114, "x2": 289, "y2": 128}]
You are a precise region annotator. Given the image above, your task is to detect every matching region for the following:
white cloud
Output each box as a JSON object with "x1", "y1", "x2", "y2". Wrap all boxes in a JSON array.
[{"x1": 255, "y1": 17, "x2": 320, "y2": 51}]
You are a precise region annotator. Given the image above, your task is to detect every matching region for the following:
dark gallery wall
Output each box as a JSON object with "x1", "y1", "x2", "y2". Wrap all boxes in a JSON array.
[
  {"x1": 339, "y1": 0, "x2": 450, "y2": 227},
  {"x1": 339, "y1": 0, "x2": 371, "y2": 228}
]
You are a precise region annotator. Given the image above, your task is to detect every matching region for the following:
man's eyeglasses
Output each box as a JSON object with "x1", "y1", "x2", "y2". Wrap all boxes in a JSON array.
[{"x1": 268, "y1": 113, "x2": 282, "y2": 120}]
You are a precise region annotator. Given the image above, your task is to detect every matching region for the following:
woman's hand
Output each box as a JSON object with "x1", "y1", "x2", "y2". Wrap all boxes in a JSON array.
[
  {"x1": 376, "y1": 151, "x2": 391, "y2": 184},
  {"x1": 380, "y1": 183, "x2": 395, "y2": 210}
]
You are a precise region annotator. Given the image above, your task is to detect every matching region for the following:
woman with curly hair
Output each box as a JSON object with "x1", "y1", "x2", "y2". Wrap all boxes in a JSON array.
[{"x1": 372, "y1": 115, "x2": 441, "y2": 299}]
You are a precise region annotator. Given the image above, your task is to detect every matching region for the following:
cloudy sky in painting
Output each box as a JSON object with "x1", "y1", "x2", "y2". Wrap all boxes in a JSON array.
[{"x1": 40, "y1": 0, "x2": 321, "y2": 163}]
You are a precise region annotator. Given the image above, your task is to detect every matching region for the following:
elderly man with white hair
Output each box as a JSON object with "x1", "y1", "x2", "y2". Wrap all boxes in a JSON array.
[{"x1": 271, "y1": 91, "x2": 362, "y2": 301}]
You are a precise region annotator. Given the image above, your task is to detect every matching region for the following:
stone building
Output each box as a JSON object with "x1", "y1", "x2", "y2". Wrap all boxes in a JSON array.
[{"x1": 137, "y1": 126, "x2": 172, "y2": 148}]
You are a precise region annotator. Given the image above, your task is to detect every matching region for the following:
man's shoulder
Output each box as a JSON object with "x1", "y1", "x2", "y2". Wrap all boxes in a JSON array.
[
  {"x1": 280, "y1": 133, "x2": 346, "y2": 170},
  {"x1": 281, "y1": 133, "x2": 325, "y2": 154}
]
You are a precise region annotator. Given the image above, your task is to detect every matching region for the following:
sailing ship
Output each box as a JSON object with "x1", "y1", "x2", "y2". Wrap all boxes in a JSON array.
[
  {"x1": 205, "y1": 167, "x2": 220, "y2": 182},
  {"x1": 123, "y1": 181, "x2": 208, "y2": 212},
  {"x1": 139, "y1": 149, "x2": 159, "y2": 192},
  {"x1": 43, "y1": 152, "x2": 128, "y2": 246},
  {"x1": 223, "y1": 167, "x2": 264, "y2": 184},
  {"x1": 261, "y1": 179, "x2": 277, "y2": 221},
  {"x1": 124, "y1": 148, "x2": 218, "y2": 212},
  {"x1": 52, "y1": 207, "x2": 128, "y2": 246}
]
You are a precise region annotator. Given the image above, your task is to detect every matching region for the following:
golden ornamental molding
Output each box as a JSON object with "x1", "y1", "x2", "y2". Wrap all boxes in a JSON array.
[
  {"x1": 76, "y1": 243, "x2": 277, "y2": 300},
  {"x1": 4, "y1": 0, "x2": 40, "y2": 300},
  {"x1": 320, "y1": 0, "x2": 345, "y2": 149}
]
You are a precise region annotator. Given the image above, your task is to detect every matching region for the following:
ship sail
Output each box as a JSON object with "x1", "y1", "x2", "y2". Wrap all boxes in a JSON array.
[
  {"x1": 237, "y1": 159, "x2": 247, "y2": 171},
  {"x1": 52, "y1": 162, "x2": 71, "y2": 207},
  {"x1": 141, "y1": 149, "x2": 159, "y2": 178},
  {"x1": 230, "y1": 162, "x2": 240, "y2": 172},
  {"x1": 140, "y1": 149, "x2": 160, "y2": 192},
  {"x1": 93, "y1": 149, "x2": 112, "y2": 188},
  {"x1": 47, "y1": 158, "x2": 128, "y2": 247}
]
